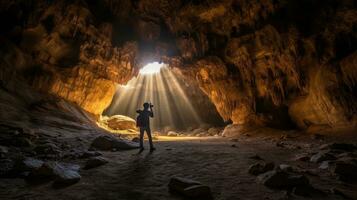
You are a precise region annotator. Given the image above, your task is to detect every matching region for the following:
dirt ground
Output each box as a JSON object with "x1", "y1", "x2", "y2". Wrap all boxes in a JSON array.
[{"x1": 1, "y1": 130, "x2": 357, "y2": 200}]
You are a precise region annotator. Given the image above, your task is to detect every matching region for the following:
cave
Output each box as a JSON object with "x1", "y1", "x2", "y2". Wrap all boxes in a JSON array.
[
  {"x1": 0, "y1": 1, "x2": 357, "y2": 199},
  {"x1": 103, "y1": 61, "x2": 225, "y2": 132}
]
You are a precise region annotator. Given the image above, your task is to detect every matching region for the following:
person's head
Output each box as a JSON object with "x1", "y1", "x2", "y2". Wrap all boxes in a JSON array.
[{"x1": 143, "y1": 102, "x2": 150, "y2": 110}]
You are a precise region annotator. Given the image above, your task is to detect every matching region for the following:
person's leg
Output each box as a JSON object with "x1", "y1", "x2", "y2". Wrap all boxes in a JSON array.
[
  {"x1": 139, "y1": 128, "x2": 144, "y2": 150},
  {"x1": 146, "y1": 127, "x2": 155, "y2": 150}
]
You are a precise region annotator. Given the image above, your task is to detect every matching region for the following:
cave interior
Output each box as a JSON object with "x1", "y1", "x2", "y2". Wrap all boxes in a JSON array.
[{"x1": 0, "y1": 0, "x2": 357, "y2": 199}]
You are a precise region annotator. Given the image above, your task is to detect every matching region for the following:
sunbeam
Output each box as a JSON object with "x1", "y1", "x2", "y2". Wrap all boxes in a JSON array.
[{"x1": 105, "y1": 62, "x2": 204, "y2": 131}]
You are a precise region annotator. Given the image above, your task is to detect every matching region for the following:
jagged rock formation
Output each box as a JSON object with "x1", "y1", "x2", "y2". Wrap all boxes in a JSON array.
[
  {"x1": 0, "y1": 0, "x2": 356, "y2": 130},
  {"x1": 1, "y1": 1, "x2": 138, "y2": 115}
]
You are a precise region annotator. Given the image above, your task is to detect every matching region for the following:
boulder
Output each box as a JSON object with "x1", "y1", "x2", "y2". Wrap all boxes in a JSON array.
[
  {"x1": 91, "y1": 135, "x2": 139, "y2": 151},
  {"x1": 248, "y1": 162, "x2": 274, "y2": 175},
  {"x1": 84, "y1": 157, "x2": 108, "y2": 169},
  {"x1": 30, "y1": 162, "x2": 81, "y2": 186},
  {"x1": 105, "y1": 115, "x2": 137, "y2": 130},
  {"x1": 221, "y1": 124, "x2": 254, "y2": 137},
  {"x1": 183, "y1": 185, "x2": 212, "y2": 198},
  {"x1": 168, "y1": 177, "x2": 213, "y2": 199},
  {"x1": 257, "y1": 170, "x2": 309, "y2": 189}
]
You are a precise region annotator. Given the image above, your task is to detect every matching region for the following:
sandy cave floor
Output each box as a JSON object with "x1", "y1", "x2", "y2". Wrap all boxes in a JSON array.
[{"x1": 1, "y1": 131, "x2": 357, "y2": 200}]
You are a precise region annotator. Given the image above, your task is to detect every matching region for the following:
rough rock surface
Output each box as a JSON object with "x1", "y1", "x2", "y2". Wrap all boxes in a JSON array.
[
  {"x1": 91, "y1": 135, "x2": 139, "y2": 151},
  {"x1": 84, "y1": 156, "x2": 108, "y2": 170},
  {"x1": 1, "y1": 0, "x2": 356, "y2": 127},
  {"x1": 29, "y1": 162, "x2": 81, "y2": 186},
  {"x1": 168, "y1": 176, "x2": 213, "y2": 199},
  {"x1": 257, "y1": 170, "x2": 310, "y2": 189},
  {"x1": 99, "y1": 115, "x2": 137, "y2": 131}
]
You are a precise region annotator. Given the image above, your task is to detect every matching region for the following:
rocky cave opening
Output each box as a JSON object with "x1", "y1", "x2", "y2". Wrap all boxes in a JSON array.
[
  {"x1": 101, "y1": 61, "x2": 225, "y2": 136},
  {"x1": 1, "y1": 1, "x2": 357, "y2": 200}
]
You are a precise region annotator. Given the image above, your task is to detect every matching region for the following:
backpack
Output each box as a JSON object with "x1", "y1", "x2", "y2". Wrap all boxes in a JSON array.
[{"x1": 136, "y1": 114, "x2": 143, "y2": 127}]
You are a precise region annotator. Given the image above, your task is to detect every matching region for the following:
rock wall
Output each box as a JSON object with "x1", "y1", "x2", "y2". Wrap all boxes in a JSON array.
[
  {"x1": 162, "y1": 0, "x2": 357, "y2": 129},
  {"x1": 0, "y1": 1, "x2": 138, "y2": 115},
  {"x1": 0, "y1": 0, "x2": 356, "y2": 129}
]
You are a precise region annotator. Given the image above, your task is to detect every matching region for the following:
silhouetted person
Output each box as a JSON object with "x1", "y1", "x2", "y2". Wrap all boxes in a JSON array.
[{"x1": 136, "y1": 102, "x2": 155, "y2": 152}]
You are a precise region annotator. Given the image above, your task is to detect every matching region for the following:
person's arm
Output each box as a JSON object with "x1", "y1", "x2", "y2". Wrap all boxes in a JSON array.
[
  {"x1": 136, "y1": 110, "x2": 142, "y2": 114},
  {"x1": 149, "y1": 107, "x2": 154, "y2": 118}
]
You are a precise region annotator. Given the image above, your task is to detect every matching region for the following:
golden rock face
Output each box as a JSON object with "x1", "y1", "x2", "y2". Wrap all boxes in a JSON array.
[
  {"x1": 16, "y1": 2, "x2": 138, "y2": 115},
  {"x1": 1, "y1": 0, "x2": 356, "y2": 130}
]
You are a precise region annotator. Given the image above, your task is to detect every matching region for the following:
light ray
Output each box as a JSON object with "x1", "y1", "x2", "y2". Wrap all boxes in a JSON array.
[
  {"x1": 164, "y1": 68, "x2": 202, "y2": 124},
  {"x1": 104, "y1": 62, "x2": 203, "y2": 131}
]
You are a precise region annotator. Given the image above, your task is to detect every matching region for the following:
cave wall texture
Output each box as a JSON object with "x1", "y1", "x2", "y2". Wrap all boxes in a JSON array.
[{"x1": 0, "y1": 0, "x2": 356, "y2": 130}]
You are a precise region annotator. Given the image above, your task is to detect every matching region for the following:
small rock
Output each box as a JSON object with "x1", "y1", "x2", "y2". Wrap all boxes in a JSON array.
[
  {"x1": 168, "y1": 177, "x2": 212, "y2": 199},
  {"x1": 310, "y1": 152, "x2": 336, "y2": 163},
  {"x1": 192, "y1": 128, "x2": 205, "y2": 135},
  {"x1": 54, "y1": 170, "x2": 81, "y2": 187},
  {"x1": 249, "y1": 162, "x2": 275, "y2": 175},
  {"x1": 0, "y1": 145, "x2": 8, "y2": 158},
  {"x1": 16, "y1": 157, "x2": 44, "y2": 172},
  {"x1": 132, "y1": 137, "x2": 140, "y2": 143},
  {"x1": 0, "y1": 145, "x2": 8, "y2": 154},
  {"x1": 294, "y1": 154, "x2": 310, "y2": 162},
  {"x1": 167, "y1": 131, "x2": 178, "y2": 137},
  {"x1": 278, "y1": 164, "x2": 293, "y2": 172},
  {"x1": 318, "y1": 161, "x2": 330, "y2": 170},
  {"x1": 207, "y1": 128, "x2": 220, "y2": 136},
  {"x1": 84, "y1": 157, "x2": 108, "y2": 169},
  {"x1": 199, "y1": 132, "x2": 209, "y2": 137},
  {"x1": 276, "y1": 141, "x2": 285, "y2": 147},
  {"x1": 337, "y1": 152, "x2": 357, "y2": 159}
]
